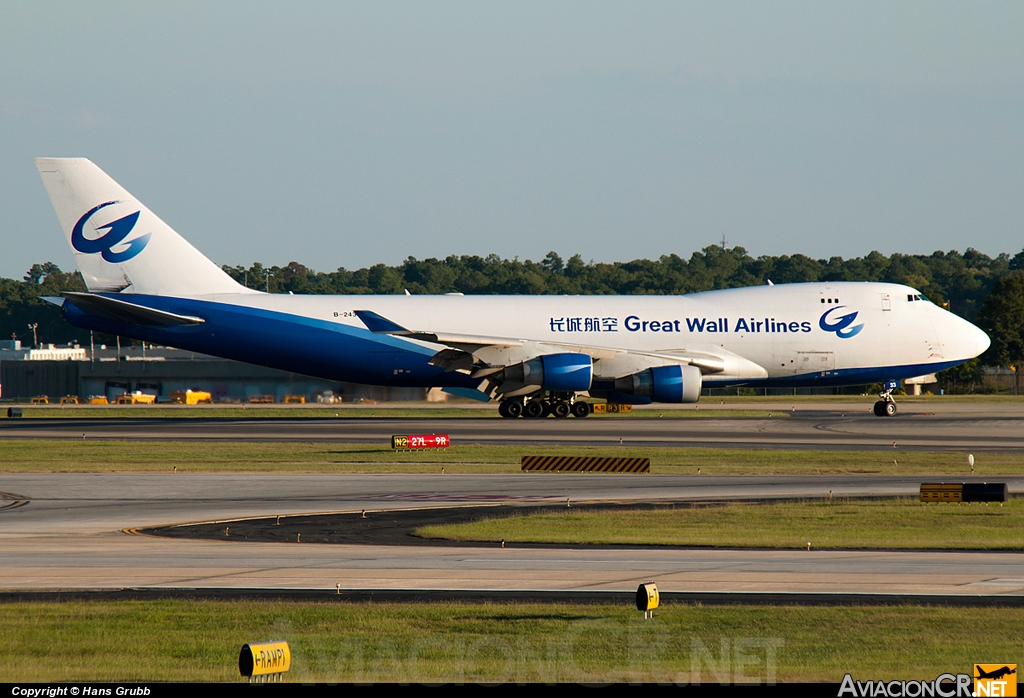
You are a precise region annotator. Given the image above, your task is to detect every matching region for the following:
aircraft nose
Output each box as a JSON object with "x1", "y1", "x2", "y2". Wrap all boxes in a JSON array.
[
  {"x1": 957, "y1": 318, "x2": 990, "y2": 360},
  {"x1": 973, "y1": 323, "x2": 991, "y2": 356}
]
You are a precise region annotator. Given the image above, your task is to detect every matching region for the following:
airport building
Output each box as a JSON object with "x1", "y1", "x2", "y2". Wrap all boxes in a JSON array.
[{"x1": 0, "y1": 342, "x2": 439, "y2": 403}]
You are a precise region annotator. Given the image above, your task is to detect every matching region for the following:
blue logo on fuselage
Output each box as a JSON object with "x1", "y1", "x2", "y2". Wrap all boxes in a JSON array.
[
  {"x1": 71, "y1": 201, "x2": 151, "y2": 263},
  {"x1": 819, "y1": 306, "x2": 864, "y2": 339}
]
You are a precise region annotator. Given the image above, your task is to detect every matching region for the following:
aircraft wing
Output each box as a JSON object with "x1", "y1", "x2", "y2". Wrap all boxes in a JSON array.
[
  {"x1": 354, "y1": 310, "x2": 522, "y2": 350},
  {"x1": 353, "y1": 310, "x2": 765, "y2": 380}
]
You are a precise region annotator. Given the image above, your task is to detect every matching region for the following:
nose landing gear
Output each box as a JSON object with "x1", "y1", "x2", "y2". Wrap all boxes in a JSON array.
[
  {"x1": 873, "y1": 399, "x2": 897, "y2": 417},
  {"x1": 873, "y1": 380, "x2": 899, "y2": 417}
]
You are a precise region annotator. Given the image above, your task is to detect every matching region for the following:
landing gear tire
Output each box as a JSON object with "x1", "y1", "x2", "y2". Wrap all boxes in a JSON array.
[
  {"x1": 505, "y1": 400, "x2": 523, "y2": 418},
  {"x1": 498, "y1": 401, "x2": 513, "y2": 418},
  {"x1": 873, "y1": 400, "x2": 897, "y2": 417},
  {"x1": 873, "y1": 380, "x2": 900, "y2": 417},
  {"x1": 571, "y1": 401, "x2": 591, "y2": 419},
  {"x1": 523, "y1": 400, "x2": 546, "y2": 419},
  {"x1": 551, "y1": 401, "x2": 571, "y2": 418}
]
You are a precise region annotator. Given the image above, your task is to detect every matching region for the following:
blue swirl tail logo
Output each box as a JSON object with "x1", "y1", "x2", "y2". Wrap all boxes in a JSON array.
[
  {"x1": 819, "y1": 306, "x2": 864, "y2": 339},
  {"x1": 72, "y1": 201, "x2": 151, "y2": 263}
]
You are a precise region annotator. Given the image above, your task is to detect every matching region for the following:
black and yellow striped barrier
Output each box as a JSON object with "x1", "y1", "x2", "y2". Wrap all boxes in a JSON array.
[
  {"x1": 239, "y1": 641, "x2": 290, "y2": 682},
  {"x1": 521, "y1": 455, "x2": 650, "y2": 473},
  {"x1": 920, "y1": 483, "x2": 1008, "y2": 503}
]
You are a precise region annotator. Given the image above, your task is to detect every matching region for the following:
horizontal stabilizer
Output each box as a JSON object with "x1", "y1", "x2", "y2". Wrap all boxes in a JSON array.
[{"x1": 62, "y1": 292, "x2": 205, "y2": 327}]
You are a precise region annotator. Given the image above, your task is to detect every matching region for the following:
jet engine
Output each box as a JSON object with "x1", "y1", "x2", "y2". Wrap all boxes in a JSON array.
[
  {"x1": 611, "y1": 364, "x2": 702, "y2": 403},
  {"x1": 498, "y1": 353, "x2": 593, "y2": 394}
]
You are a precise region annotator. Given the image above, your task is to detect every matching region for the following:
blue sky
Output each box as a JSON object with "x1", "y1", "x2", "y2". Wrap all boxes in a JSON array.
[{"x1": 2, "y1": 1, "x2": 1022, "y2": 279}]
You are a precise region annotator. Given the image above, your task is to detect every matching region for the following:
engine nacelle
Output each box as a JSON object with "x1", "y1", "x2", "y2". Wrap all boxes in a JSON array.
[
  {"x1": 612, "y1": 364, "x2": 702, "y2": 403},
  {"x1": 501, "y1": 353, "x2": 593, "y2": 393}
]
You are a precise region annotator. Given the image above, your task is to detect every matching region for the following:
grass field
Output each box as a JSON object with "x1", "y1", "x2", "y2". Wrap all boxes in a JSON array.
[
  {"x1": 416, "y1": 498, "x2": 1024, "y2": 550},
  {"x1": 0, "y1": 439, "x2": 1019, "y2": 475},
  {"x1": 1, "y1": 600, "x2": 1019, "y2": 683}
]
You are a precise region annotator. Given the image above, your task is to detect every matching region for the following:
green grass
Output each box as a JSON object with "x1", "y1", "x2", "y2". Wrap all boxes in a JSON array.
[
  {"x1": 417, "y1": 498, "x2": 1024, "y2": 550},
  {"x1": 1, "y1": 440, "x2": 1021, "y2": 475},
  {"x1": 1, "y1": 600, "x2": 1021, "y2": 682}
]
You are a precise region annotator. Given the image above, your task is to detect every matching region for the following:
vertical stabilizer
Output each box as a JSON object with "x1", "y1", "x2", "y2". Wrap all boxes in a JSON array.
[{"x1": 35, "y1": 158, "x2": 247, "y2": 296}]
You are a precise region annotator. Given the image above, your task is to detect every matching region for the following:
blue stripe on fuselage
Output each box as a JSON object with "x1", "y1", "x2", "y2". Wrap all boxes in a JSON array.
[{"x1": 61, "y1": 294, "x2": 476, "y2": 388}]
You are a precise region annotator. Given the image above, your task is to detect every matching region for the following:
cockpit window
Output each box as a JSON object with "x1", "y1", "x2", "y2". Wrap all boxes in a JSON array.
[{"x1": 907, "y1": 294, "x2": 927, "y2": 302}]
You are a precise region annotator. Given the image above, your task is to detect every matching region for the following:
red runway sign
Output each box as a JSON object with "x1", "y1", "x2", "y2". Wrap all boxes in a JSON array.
[{"x1": 392, "y1": 434, "x2": 450, "y2": 450}]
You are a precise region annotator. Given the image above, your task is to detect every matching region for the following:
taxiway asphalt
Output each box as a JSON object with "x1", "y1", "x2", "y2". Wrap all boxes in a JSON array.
[
  {"x1": 2, "y1": 473, "x2": 1023, "y2": 598},
  {"x1": 5, "y1": 401, "x2": 1024, "y2": 451},
  {"x1": 4, "y1": 402, "x2": 1024, "y2": 599}
]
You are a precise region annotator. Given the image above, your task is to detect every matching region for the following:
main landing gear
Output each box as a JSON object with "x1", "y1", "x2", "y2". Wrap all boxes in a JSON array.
[
  {"x1": 873, "y1": 380, "x2": 899, "y2": 417},
  {"x1": 498, "y1": 395, "x2": 592, "y2": 419}
]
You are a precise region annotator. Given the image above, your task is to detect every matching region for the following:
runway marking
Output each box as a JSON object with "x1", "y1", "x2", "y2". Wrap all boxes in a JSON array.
[
  {"x1": 0, "y1": 492, "x2": 30, "y2": 511},
  {"x1": 369, "y1": 494, "x2": 559, "y2": 502},
  {"x1": 965, "y1": 578, "x2": 1024, "y2": 587}
]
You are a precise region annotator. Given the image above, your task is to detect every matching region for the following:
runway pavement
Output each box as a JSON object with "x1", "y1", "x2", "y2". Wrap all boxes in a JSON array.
[
  {"x1": 4, "y1": 401, "x2": 1024, "y2": 450},
  {"x1": 2, "y1": 473, "x2": 1023, "y2": 597}
]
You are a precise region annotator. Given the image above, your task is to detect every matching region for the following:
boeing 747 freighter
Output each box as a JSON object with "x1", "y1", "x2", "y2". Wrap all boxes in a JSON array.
[{"x1": 35, "y1": 158, "x2": 990, "y2": 417}]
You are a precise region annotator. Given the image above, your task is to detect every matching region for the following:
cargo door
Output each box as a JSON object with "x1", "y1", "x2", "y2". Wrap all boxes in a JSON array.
[{"x1": 797, "y1": 351, "x2": 835, "y2": 377}]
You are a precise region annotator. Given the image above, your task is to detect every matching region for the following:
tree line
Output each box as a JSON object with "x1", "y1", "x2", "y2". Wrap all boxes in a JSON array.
[
  {"x1": 221, "y1": 246, "x2": 1024, "y2": 322},
  {"x1": 3, "y1": 248, "x2": 1023, "y2": 392}
]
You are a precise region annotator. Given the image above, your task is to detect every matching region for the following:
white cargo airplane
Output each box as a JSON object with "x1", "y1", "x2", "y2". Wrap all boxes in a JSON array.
[{"x1": 35, "y1": 158, "x2": 990, "y2": 417}]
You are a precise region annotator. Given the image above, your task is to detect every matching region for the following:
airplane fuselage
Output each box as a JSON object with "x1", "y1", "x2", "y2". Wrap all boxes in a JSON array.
[{"x1": 60, "y1": 280, "x2": 987, "y2": 391}]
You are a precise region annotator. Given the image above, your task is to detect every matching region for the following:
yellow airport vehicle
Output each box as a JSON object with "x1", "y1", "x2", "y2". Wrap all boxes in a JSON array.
[
  {"x1": 284, "y1": 394, "x2": 306, "y2": 404},
  {"x1": 30, "y1": 395, "x2": 49, "y2": 405},
  {"x1": 59, "y1": 396, "x2": 79, "y2": 405},
  {"x1": 114, "y1": 392, "x2": 157, "y2": 405},
  {"x1": 248, "y1": 394, "x2": 275, "y2": 404},
  {"x1": 169, "y1": 390, "x2": 213, "y2": 405},
  {"x1": 89, "y1": 396, "x2": 109, "y2": 405}
]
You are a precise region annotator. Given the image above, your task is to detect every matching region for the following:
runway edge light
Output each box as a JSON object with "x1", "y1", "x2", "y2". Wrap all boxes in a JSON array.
[
  {"x1": 636, "y1": 582, "x2": 659, "y2": 619},
  {"x1": 239, "y1": 640, "x2": 290, "y2": 682}
]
